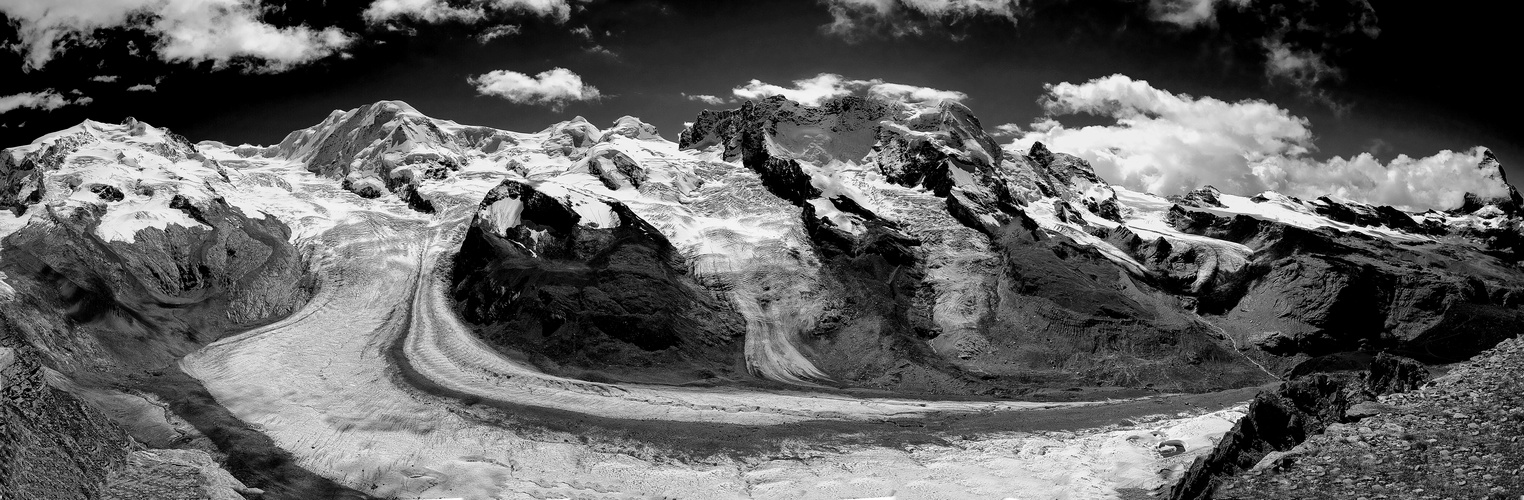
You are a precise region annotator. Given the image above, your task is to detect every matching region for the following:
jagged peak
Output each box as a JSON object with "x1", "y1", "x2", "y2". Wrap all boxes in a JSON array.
[
  {"x1": 1453, "y1": 148, "x2": 1521, "y2": 215},
  {"x1": 1028, "y1": 141, "x2": 1055, "y2": 166}
]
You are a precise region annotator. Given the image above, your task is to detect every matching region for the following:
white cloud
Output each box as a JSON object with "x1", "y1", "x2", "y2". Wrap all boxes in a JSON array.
[
  {"x1": 733, "y1": 73, "x2": 857, "y2": 105},
  {"x1": 476, "y1": 24, "x2": 521, "y2": 43},
  {"x1": 153, "y1": 0, "x2": 354, "y2": 72},
  {"x1": 867, "y1": 81, "x2": 966, "y2": 103},
  {"x1": 126, "y1": 84, "x2": 157, "y2": 92},
  {"x1": 91, "y1": 75, "x2": 120, "y2": 82},
  {"x1": 1008, "y1": 74, "x2": 1505, "y2": 211},
  {"x1": 363, "y1": 0, "x2": 573, "y2": 24},
  {"x1": 820, "y1": 0, "x2": 1020, "y2": 39},
  {"x1": 1145, "y1": 0, "x2": 1249, "y2": 28},
  {"x1": 683, "y1": 93, "x2": 728, "y2": 105},
  {"x1": 732, "y1": 73, "x2": 965, "y2": 106},
  {"x1": 468, "y1": 67, "x2": 600, "y2": 110},
  {"x1": 0, "y1": 0, "x2": 354, "y2": 72},
  {"x1": 364, "y1": 0, "x2": 485, "y2": 23},
  {"x1": 0, "y1": 89, "x2": 88, "y2": 114}
]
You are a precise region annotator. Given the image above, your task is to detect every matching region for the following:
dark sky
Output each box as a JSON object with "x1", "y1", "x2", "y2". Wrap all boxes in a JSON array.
[{"x1": 3, "y1": 0, "x2": 1519, "y2": 182}]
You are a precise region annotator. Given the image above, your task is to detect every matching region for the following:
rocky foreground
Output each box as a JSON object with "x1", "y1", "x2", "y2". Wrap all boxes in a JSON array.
[
  {"x1": 1155, "y1": 337, "x2": 1524, "y2": 500},
  {"x1": 1211, "y1": 336, "x2": 1524, "y2": 500}
]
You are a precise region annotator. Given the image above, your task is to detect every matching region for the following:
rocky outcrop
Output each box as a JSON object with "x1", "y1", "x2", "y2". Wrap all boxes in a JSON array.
[
  {"x1": 450, "y1": 180, "x2": 746, "y2": 383},
  {"x1": 3, "y1": 322, "x2": 264, "y2": 500},
  {"x1": 1169, "y1": 353, "x2": 1431, "y2": 500},
  {"x1": 1, "y1": 337, "x2": 134, "y2": 499},
  {"x1": 1154, "y1": 201, "x2": 1524, "y2": 364},
  {"x1": 1212, "y1": 337, "x2": 1524, "y2": 499}
]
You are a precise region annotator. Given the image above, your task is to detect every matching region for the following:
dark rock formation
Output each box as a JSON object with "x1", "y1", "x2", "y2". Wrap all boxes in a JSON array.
[
  {"x1": 580, "y1": 148, "x2": 647, "y2": 190},
  {"x1": 1174, "y1": 186, "x2": 1225, "y2": 208},
  {"x1": 1169, "y1": 354, "x2": 1430, "y2": 500},
  {"x1": 450, "y1": 180, "x2": 746, "y2": 383},
  {"x1": 1152, "y1": 202, "x2": 1524, "y2": 365},
  {"x1": 1363, "y1": 352, "x2": 1430, "y2": 395}
]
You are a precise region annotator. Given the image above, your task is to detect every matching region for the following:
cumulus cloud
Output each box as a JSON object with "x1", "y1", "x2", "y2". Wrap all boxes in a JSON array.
[
  {"x1": 820, "y1": 0, "x2": 1020, "y2": 39},
  {"x1": 363, "y1": 0, "x2": 573, "y2": 24},
  {"x1": 867, "y1": 81, "x2": 966, "y2": 103},
  {"x1": 732, "y1": 73, "x2": 965, "y2": 106},
  {"x1": 468, "y1": 67, "x2": 600, "y2": 110},
  {"x1": 0, "y1": 0, "x2": 354, "y2": 72},
  {"x1": 126, "y1": 84, "x2": 157, "y2": 92},
  {"x1": 1008, "y1": 74, "x2": 1504, "y2": 211},
  {"x1": 153, "y1": 0, "x2": 354, "y2": 71},
  {"x1": 0, "y1": 89, "x2": 88, "y2": 114},
  {"x1": 90, "y1": 75, "x2": 120, "y2": 82},
  {"x1": 683, "y1": 93, "x2": 728, "y2": 105}
]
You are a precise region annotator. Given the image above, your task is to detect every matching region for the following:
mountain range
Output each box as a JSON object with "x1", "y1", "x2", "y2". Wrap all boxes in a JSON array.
[{"x1": 2, "y1": 96, "x2": 1521, "y2": 499}]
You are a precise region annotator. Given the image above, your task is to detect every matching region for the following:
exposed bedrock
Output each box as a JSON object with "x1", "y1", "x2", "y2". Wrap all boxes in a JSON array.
[
  {"x1": 3, "y1": 314, "x2": 288, "y2": 500},
  {"x1": 1153, "y1": 204, "x2": 1524, "y2": 365},
  {"x1": 1, "y1": 335, "x2": 134, "y2": 500},
  {"x1": 1169, "y1": 353, "x2": 1430, "y2": 500},
  {"x1": 451, "y1": 180, "x2": 747, "y2": 384}
]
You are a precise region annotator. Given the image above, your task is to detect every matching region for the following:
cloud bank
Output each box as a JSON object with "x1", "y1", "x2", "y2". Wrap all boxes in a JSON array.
[
  {"x1": 0, "y1": 89, "x2": 88, "y2": 114},
  {"x1": 0, "y1": 0, "x2": 354, "y2": 72},
  {"x1": 731, "y1": 73, "x2": 966, "y2": 106},
  {"x1": 819, "y1": 0, "x2": 1020, "y2": 39},
  {"x1": 362, "y1": 0, "x2": 573, "y2": 24},
  {"x1": 469, "y1": 67, "x2": 600, "y2": 110},
  {"x1": 815, "y1": 0, "x2": 1378, "y2": 101},
  {"x1": 683, "y1": 93, "x2": 728, "y2": 105},
  {"x1": 1008, "y1": 74, "x2": 1504, "y2": 211}
]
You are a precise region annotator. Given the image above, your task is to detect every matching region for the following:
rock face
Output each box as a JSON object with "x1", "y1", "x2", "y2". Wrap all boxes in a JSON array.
[
  {"x1": 2, "y1": 326, "x2": 261, "y2": 500},
  {"x1": 1, "y1": 337, "x2": 134, "y2": 499},
  {"x1": 451, "y1": 180, "x2": 747, "y2": 383},
  {"x1": 1152, "y1": 198, "x2": 1524, "y2": 366}
]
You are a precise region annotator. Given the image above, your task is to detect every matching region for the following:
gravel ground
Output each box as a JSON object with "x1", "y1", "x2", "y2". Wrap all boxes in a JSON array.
[{"x1": 1216, "y1": 336, "x2": 1524, "y2": 500}]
